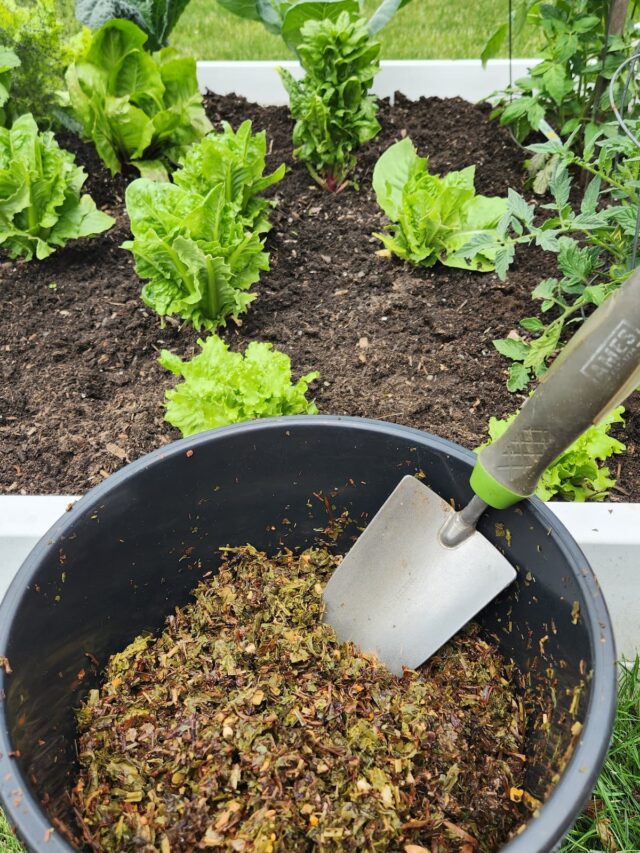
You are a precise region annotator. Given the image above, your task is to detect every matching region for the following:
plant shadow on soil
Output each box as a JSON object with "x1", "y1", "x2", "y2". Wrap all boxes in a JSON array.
[{"x1": 1, "y1": 93, "x2": 638, "y2": 497}]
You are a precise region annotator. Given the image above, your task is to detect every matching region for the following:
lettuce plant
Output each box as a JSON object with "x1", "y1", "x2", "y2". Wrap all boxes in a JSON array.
[
  {"x1": 372, "y1": 137, "x2": 507, "y2": 271},
  {"x1": 0, "y1": 113, "x2": 114, "y2": 261},
  {"x1": 160, "y1": 335, "x2": 319, "y2": 436},
  {"x1": 76, "y1": 0, "x2": 190, "y2": 52},
  {"x1": 174, "y1": 120, "x2": 286, "y2": 231},
  {"x1": 279, "y1": 11, "x2": 380, "y2": 191},
  {"x1": 477, "y1": 406, "x2": 625, "y2": 501},
  {"x1": 124, "y1": 179, "x2": 268, "y2": 329},
  {"x1": 216, "y1": 0, "x2": 413, "y2": 53},
  {"x1": 64, "y1": 19, "x2": 211, "y2": 176}
]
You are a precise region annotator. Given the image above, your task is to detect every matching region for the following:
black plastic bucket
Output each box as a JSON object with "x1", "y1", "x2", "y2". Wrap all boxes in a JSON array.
[{"x1": 0, "y1": 416, "x2": 616, "y2": 852}]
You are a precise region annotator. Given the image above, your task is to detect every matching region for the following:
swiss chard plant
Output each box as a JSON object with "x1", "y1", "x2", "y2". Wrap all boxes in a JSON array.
[
  {"x1": 482, "y1": 0, "x2": 638, "y2": 146},
  {"x1": 64, "y1": 19, "x2": 211, "y2": 177},
  {"x1": 478, "y1": 406, "x2": 625, "y2": 501},
  {"x1": 215, "y1": 0, "x2": 413, "y2": 53},
  {"x1": 123, "y1": 179, "x2": 268, "y2": 329},
  {"x1": 372, "y1": 137, "x2": 507, "y2": 270},
  {"x1": 0, "y1": 113, "x2": 114, "y2": 261},
  {"x1": 174, "y1": 120, "x2": 286, "y2": 231},
  {"x1": 76, "y1": 0, "x2": 191, "y2": 52},
  {"x1": 159, "y1": 335, "x2": 319, "y2": 436},
  {"x1": 279, "y1": 11, "x2": 381, "y2": 191}
]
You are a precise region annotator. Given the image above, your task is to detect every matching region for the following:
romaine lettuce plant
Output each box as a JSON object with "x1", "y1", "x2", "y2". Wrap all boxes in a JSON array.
[
  {"x1": 477, "y1": 406, "x2": 625, "y2": 501},
  {"x1": 174, "y1": 120, "x2": 286, "y2": 231},
  {"x1": 216, "y1": 0, "x2": 412, "y2": 53},
  {"x1": 123, "y1": 178, "x2": 268, "y2": 329},
  {"x1": 159, "y1": 335, "x2": 319, "y2": 436},
  {"x1": 64, "y1": 19, "x2": 211, "y2": 176},
  {"x1": 279, "y1": 11, "x2": 381, "y2": 191},
  {"x1": 0, "y1": 113, "x2": 114, "y2": 261},
  {"x1": 372, "y1": 137, "x2": 507, "y2": 270},
  {"x1": 76, "y1": 0, "x2": 190, "y2": 52}
]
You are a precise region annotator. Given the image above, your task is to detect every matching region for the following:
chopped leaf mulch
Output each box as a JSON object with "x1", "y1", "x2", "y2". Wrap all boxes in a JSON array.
[{"x1": 72, "y1": 544, "x2": 530, "y2": 852}]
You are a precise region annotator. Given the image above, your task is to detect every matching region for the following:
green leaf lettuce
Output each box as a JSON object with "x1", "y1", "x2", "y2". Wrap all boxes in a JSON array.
[
  {"x1": 159, "y1": 335, "x2": 319, "y2": 436},
  {"x1": 64, "y1": 19, "x2": 211, "y2": 175},
  {"x1": 477, "y1": 406, "x2": 626, "y2": 501}
]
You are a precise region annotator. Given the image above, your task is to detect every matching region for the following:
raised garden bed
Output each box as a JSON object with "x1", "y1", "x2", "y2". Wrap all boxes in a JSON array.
[{"x1": 3, "y1": 90, "x2": 639, "y2": 498}]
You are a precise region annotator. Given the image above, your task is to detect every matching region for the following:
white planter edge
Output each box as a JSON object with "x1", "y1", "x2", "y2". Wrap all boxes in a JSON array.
[
  {"x1": 196, "y1": 58, "x2": 538, "y2": 105},
  {"x1": 1, "y1": 495, "x2": 638, "y2": 660}
]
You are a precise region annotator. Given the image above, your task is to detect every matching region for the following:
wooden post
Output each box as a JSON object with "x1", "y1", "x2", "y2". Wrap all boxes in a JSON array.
[
  {"x1": 607, "y1": 0, "x2": 630, "y2": 37},
  {"x1": 591, "y1": 0, "x2": 631, "y2": 121}
]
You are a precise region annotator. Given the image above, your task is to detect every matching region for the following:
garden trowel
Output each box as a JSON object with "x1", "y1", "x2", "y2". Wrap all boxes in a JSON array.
[{"x1": 323, "y1": 268, "x2": 640, "y2": 675}]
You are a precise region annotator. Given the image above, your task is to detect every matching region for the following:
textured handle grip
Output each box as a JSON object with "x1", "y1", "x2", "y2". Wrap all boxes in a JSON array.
[{"x1": 472, "y1": 269, "x2": 640, "y2": 507}]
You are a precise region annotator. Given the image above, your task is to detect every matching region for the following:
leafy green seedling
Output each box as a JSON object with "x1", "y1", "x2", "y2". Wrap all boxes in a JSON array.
[
  {"x1": 124, "y1": 179, "x2": 268, "y2": 330},
  {"x1": 174, "y1": 120, "x2": 285, "y2": 231},
  {"x1": 0, "y1": 114, "x2": 114, "y2": 261},
  {"x1": 478, "y1": 406, "x2": 625, "y2": 501},
  {"x1": 64, "y1": 19, "x2": 211, "y2": 176},
  {"x1": 160, "y1": 335, "x2": 319, "y2": 436},
  {"x1": 373, "y1": 137, "x2": 506, "y2": 271},
  {"x1": 279, "y1": 12, "x2": 380, "y2": 191}
]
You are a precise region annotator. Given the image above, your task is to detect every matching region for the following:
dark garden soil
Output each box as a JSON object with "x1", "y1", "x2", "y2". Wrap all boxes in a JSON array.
[{"x1": 2, "y1": 92, "x2": 639, "y2": 497}]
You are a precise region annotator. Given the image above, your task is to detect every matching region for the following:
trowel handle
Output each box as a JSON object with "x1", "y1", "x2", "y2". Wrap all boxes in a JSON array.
[{"x1": 471, "y1": 269, "x2": 640, "y2": 509}]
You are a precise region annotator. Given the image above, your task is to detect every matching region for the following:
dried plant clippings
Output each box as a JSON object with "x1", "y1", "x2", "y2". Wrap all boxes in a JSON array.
[
  {"x1": 571, "y1": 600, "x2": 581, "y2": 624},
  {"x1": 72, "y1": 543, "x2": 532, "y2": 852}
]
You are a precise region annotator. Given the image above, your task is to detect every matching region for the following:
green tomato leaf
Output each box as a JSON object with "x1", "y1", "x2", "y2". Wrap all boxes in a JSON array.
[
  {"x1": 493, "y1": 337, "x2": 530, "y2": 361},
  {"x1": 542, "y1": 64, "x2": 569, "y2": 105},
  {"x1": 480, "y1": 22, "x2": 508, "y2": 67},
  {"x1": 519, "y1": 316, "x2": 545, "y2": 332},
  {"x1": 506, "y1": 362, "x2": 531, "y2": 392}
]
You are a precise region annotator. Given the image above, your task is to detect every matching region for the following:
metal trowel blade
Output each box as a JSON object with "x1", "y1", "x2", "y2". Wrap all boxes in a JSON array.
[{"x1": 322, "y1": 475, "x2": 517, "y2": 676}]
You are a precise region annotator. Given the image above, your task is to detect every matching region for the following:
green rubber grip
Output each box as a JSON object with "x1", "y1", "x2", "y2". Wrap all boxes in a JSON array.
[{"x1": 473, "y1": 269, "x2": 640, "y2": 508}]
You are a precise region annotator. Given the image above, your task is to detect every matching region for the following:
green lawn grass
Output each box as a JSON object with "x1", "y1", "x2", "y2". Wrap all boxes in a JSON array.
[
  {"x1": 160, "y1": 0, "x2": 542, "y2": 61},
  {"x1": 0, "y1": 810, "x2": 23, "y2": 853},
  {"x1": 559, "y1": 659, "x2": 640, "y2": 852}
]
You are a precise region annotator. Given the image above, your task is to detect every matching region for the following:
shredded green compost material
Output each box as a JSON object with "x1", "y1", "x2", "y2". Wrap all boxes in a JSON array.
[{"x1": 72, "y1": 544, "x2": 531, "y2": 852}]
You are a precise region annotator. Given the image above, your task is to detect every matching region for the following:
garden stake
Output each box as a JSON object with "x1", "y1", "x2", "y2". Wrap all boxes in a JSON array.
[{"x1": 324, "y1": 268, "x2": 640, "y2": 675}]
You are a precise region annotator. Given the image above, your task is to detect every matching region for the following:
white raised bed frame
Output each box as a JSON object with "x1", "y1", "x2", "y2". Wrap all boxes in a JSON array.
[{"x1": 2, "y1": 59, "x2": 638, "y2": 660}]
